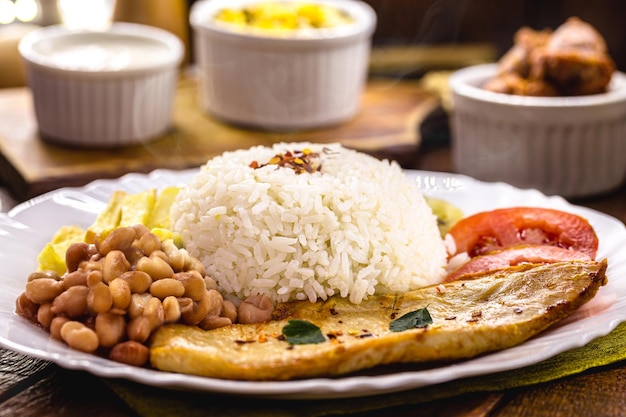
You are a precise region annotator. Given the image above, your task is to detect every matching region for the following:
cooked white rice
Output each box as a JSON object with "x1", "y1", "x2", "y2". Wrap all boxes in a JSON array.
[{"x1": 170, "y1": 142, "x2": 447, "y2": 304}]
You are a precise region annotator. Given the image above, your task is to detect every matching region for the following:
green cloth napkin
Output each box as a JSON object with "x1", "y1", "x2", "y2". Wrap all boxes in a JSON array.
[{"x1": 104, "y1": 321, "x2": 626, "y2": 417}]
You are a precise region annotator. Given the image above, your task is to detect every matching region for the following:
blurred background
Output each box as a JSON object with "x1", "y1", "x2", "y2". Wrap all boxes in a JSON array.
[{"x1": 1, "y1": 0, "x2": 626, "y2": 88}]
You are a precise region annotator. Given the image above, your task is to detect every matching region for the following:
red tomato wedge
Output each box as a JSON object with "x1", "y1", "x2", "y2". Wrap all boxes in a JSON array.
[
  {"x1": 447, "y1": 207, "x2": 599, "y2": 259},
  {"x1": 444, "y1": 245, "x2": 592, "y2": 282}
]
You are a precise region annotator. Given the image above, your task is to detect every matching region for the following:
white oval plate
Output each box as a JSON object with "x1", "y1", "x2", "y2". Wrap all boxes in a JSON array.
[{"x1": 1, "y1": 169, "x2": 625, "y2": 399}]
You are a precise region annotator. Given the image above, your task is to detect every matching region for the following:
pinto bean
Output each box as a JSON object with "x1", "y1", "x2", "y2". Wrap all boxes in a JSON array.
[
  {"x1": 127, "y1": 293, "x2": 152, "y2": 319},
  {"x1": 150, "y1": 278, "x2": 185, "y2": 299},
  {"x1": 131, "y1": 224, "x2": 150, "y2": 239},
  {"x1": 36, "y1": 303, "x2": 55, "y2": 329},
  {"x1": 221, "y1": 299, "x2": 238, "y2": 323},
  {"x1": 15, "y1": 292, "x2": 39, "y2": 322},
  {"x1": 109, "y1": 278, "x2": 131, "y2": 310},
  {"x1": 65, "y1": 242, "x2": 92, "y2": 273},
  {"x1": 62, "y1": 269, "x2": 88, "y2": 289},
  {"x1": 162, "y1": 296, "x2": 181, "y2": 323},
  {"x1": 120, "y1": 270, "x2": 153, "y2": 294},
  {"x1": 127, "y1": 315, "x2": 151, "y2": 343},
  {"x1": 95, "y1": 312, "x2": 126, "y2": 348},
  {"x1": 60, "y1": 321, "x2": 99, "y2": 353},
  {"x1": 25, "y1": 278, "x2": 64, "y2": 304},
  {"x1": 27, "y1": 270, "x2": 61, "y2": 282},
  {"x1": 174, "y1": 271, "x2": 206, "y2": 301},
  {"x1": 135, "y1": 232, "x2": 161, "y2": 257},
  {"x1": 109, "y1": 341, "x2": 149, "y2": 366},
  {"x1": 237, "y1": 294, "x2": 274, "y2": 324},
  {"x1": 51, "y1": 285, "x2": 89, "y2": 318},
  {"x1": 99, "y1": 227, "x2": 136, "y2": 255},
  {"x1": 102, "y1": 250, "x2": 130, "y2": 283},
  {"x1": 87, "y1": 282, "x2": 113, "y2": 314},
  {"x1": 86, "y1": 270, "x2": 104, "y2": 287},
  {"x1": 181, "y1": 292, "x2": 211, "y2": 326},
  {"x1": 198, "y1": 315, "x2": 232, "y2": 330},
  {"x1": 49, "y1": 316, "x2": 70, "y2": 340},
  {"x1": 162, "y1": 239, "x2": 185, "y2": 271},
  {"x1": 143, "y1": 297, "x2": 164, "y2": 331},
  {"x1": 136, "y1": 255, "x2": 173, "y2": 280}
]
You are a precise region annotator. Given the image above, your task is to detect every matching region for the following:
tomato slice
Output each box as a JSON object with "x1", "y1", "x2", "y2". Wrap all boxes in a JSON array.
[
  {"x1": 444, "y1": 245, "x2": 592, "y2": 282},
  {"x1": 447, "y1": 207, "x2": 599, "y2": 259}
]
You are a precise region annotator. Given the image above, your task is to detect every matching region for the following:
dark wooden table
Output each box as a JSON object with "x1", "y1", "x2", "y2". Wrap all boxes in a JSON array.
[{"x1": 1, "y1": 81, "x2": 625, "y2": 416}]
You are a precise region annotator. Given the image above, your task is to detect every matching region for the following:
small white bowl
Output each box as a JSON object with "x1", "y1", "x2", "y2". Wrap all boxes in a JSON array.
[
  {"x1": 19, "y1": 23, "x2": 184, "y2": 147},
  {"x1": 449, "y1": 63, "x2": 626, "y2": 198},
  {"x1": 189, "y1": 0, "x2": 376, "y2": 130}
]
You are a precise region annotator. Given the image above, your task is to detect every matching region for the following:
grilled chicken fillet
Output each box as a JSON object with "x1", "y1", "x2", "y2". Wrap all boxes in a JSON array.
[{"x1": 150, "y1": 260, "x2": 608, "y2": 380}]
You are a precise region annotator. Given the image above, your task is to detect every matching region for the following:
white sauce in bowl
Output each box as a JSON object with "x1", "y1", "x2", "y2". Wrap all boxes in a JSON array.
[
  {"x1": 33, "y1": 34, "x2": 172, "y2": 72},
  {"x1": 19, "y1": 23, "x2": 183, "y2": 75}
]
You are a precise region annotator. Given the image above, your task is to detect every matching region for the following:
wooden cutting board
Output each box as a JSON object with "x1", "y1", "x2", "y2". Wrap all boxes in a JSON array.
[{"x1": 0, "y1": 76, "x2": 439, "y2": 200}]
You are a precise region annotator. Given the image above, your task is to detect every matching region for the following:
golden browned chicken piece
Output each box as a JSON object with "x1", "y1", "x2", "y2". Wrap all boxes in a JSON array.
[
  {"x1": 497, "y1": 26, "x2": 552, "y2": 79},
  {"x1": 483, "y1": 72, "x2": 559, "y2": 96},
  {"x1": 530, "y1": 17, "x2": 615, "y2": 95},
  {"x1": 484, "y1": 17, "x2": 615, "y2": 96}
]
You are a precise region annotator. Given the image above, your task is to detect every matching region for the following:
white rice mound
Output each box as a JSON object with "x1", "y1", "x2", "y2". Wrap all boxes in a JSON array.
[{"x1": 170, "y1": 142, "x2": 448, "y2": 304}]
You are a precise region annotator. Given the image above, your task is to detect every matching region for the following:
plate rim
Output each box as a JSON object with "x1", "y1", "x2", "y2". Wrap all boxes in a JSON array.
[{"x1": 1, "y1": 168, "x2": 625, "y2": 399}]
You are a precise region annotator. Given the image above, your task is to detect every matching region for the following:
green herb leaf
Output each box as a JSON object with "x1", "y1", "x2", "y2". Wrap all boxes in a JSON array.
[
  {"x1": 389, "y1": 307, "x2": 433, "y2": 332},
  {"x1": 282, "y1": 320, "x2": 326, "y2": 345}
]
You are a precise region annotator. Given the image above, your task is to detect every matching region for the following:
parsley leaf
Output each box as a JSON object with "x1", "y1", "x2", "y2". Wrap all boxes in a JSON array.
[
  {"x1": 282, "y1": 320, "x2": 326, "y2": 345},
  {"x1": 389, "y1": 307, "x2": 433, "y2": 332}
]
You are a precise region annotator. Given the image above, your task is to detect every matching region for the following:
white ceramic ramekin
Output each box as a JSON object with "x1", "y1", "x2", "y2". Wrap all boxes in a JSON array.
[
  {"x1": 449, "y1": 63, "x2": 626, "y2": 198},
  {"x1": 189, "y1": 0, "x2": 376, "y2": 130},
  {"x1": 18, "y1": 23, "x2": 184, "y2": 147}
]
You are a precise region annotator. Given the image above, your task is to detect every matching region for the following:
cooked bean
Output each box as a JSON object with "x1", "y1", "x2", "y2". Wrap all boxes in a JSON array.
[
  {"x1": 36, "y1": 303, "x2": 54, "y2": 329},
  {"x1": 237, "y1": 294, "x2": 274, "y2": 324},
  {"x1": 87, "y1": 282, "x2": 113, "y2": 314},
  {"x1": 198, "y1": 315, "x2": 232, "y2": 330},
  {"x1": 136, "y1": 232, "x2": 161, "y2": 256},
  {"x1": 60, "y1": 321, "x2": 99, "y2": 353},
  {"x1": 109, "y1": 341, "x2": 149, "y2": 366},
  {"x1": 127, "y1": 315, "x2": 151, "y2": 343},
  {"x1": 136, "y1": 255, "x2": 173, "y2": 280},
  {"x1": 95, "y1": 312, "x2": 126, "y2": 348},
  {"x1": 99, "y1": 227, "x2": 136, "y2": 255},
  {"x1": 51, "y1": 285, "x2": 89, "y2": 318},
  {"x1": 65, "y1": 242, "x2": 92, "y2": 273},
  {"x1": 143, "y1": 297, "x2": 164, "y2": 330},
  {"x1": 27, "y1": 270, "x2": 61, "y2": 282},
  {"x1": 49, "y1": 316, "x2": 70, "y2": 340},
  {"x1": 102, "y1": 250, "x2": 130, "y2": 283},
  {"x1": 174, "y1": 271, "x2": 206, "y2": 301},
  {"x1": 162, "y1": 239, "x2": 185, "y2": 271},
  {"x1": 15, "y1": 292, "x2": 39, "y2": 322},
  {"x1": 62, "y1": 269, "x2": 88, "y2": 289},
  {"x1": 109, "y1": 278, "x2": 131, "y2": 310},
  {"x1": 176, "y1": 297, "x2": 193, "y2": 315},
  {"x1": 206, "y1": 289, "x2": 224, "y2": 317},
  {"x1": 204, "y1": 275, "x2": 218, "y2": 291},
  {"x1": 181, "y1": 291, "x2": 212, "y2": 325},
  {"x1": 123, "y1": 245, "x2": 145, "y2": 268},
  {"x1": 17, "y1": 222, "x2": 244, "y2": 369},
  {"x1": 127, "y1": 293, "x2": 152, "y2": 319},
  {"x1": 86, "y1": 270, "x2": 104, "y2": 287},
  {"x1": 221, "y1": 299, "x2": 238, "y2": 323},
  {"x1": 150, "y1": 278, "x2": 185, "y2": 299},
  {"x1": 120, "y1": 270, "x2": 153, "y2": 293},
  {"x1": 187, "y1": 259, "x2": 206, "y2": 276},
  {"x1": 25, "y1": 278, "x2": 64, "y2": 304},
  {"x1": 131, "y1": 223, "x2": 150, "y2": 237},
  {"x1": 162, "y1": 296, "x2": 181, "y2": 323}
]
